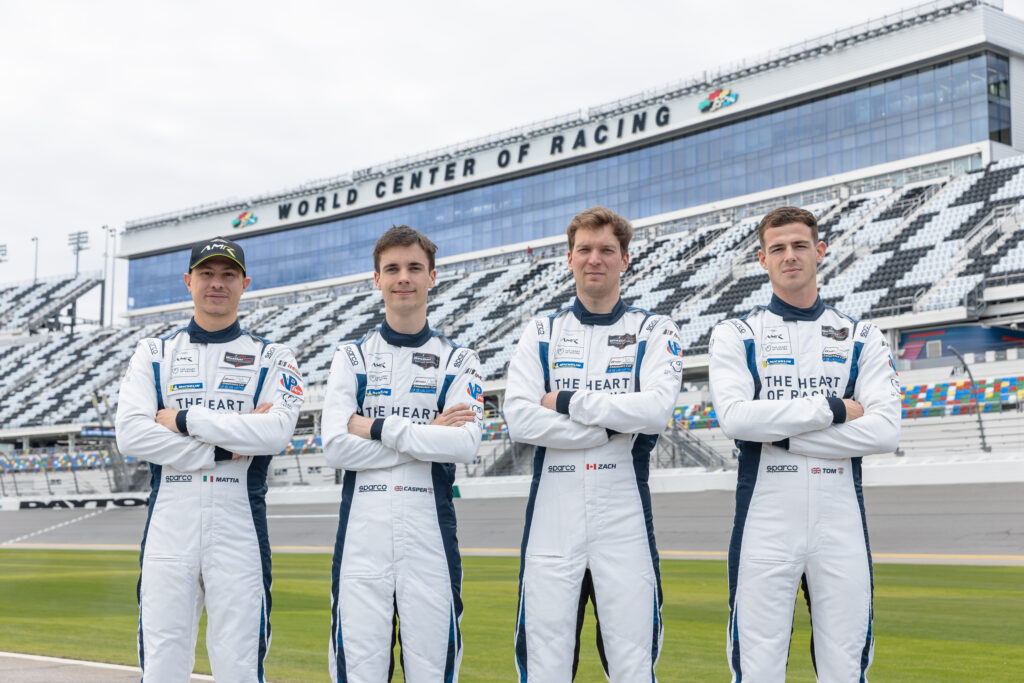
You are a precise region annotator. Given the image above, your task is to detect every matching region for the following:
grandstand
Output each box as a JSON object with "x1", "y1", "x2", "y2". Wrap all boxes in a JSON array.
[
  {"x1": 2, "y1": 0, "x2": 1024, "y2": 495},
  {"x1": 0, "y1": 273, "x2": 101, "y2": 334}
]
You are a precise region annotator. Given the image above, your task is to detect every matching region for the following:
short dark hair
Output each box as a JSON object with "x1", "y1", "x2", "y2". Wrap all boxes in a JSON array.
[
  {"x1": 373, "y1": 225, "x2": 438, "y2": 272},
  {"x1": 566, "y1": 206, "x2": 633, "y2": 254},
  {"x1": 756, "y1": 206, "x2": 819, "y2": 248}
]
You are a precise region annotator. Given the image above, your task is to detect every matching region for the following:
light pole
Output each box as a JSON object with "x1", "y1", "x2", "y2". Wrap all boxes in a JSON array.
[
  {"x1": 66, "y1": 231, "x2": 90, "y2": 340},
  {"x1": 106, "y1": 225, "x2": 117, "y2": 326},
  {"x1": 67, "y1": 231, "x2": 89, "y2": 277},
  {"x1": 31, "y1": 237, "x2": 38, "y2": 283}
]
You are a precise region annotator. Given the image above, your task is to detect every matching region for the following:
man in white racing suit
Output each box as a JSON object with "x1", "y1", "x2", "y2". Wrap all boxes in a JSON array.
[
  {"x1": 323, "y1": 225, "x2": 482, "y2": 682},
  {"x1": 116, "y1": 237, "x2": 303, "y2": 682},
  {"x1": 709, "y1": 206, "x2": 901, "y2": 682},
  {"x1": 504, "y1": 206, "x2": 683, "y2": 682}
]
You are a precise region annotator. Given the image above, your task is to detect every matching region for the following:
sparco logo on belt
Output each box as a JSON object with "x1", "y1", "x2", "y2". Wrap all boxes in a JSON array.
[
  {"x1": 766, "y1": 465, "x2": 799, "y2": 473},
  {"x1": 359, "y1": 484, "x2": 388, "y2": 492},
  {"x1": 547, "y1": 465, "x2": 575, "y2": 473}
]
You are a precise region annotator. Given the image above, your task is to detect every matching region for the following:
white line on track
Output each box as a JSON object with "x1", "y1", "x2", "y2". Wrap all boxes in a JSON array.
[
  {"x1": 0, "y1": 651, "x2": 215, "y2": 680},
  {"x1": 0, "y1": 509, "x2": 106, "y2": 546}
]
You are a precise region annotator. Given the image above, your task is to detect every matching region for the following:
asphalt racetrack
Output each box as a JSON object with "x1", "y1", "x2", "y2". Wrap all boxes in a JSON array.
[
  {"x1": 3, "y1": 483, "x2": 1022, "y2": 565},
  {"x1": 2, "y1": 483, "x2": 1022, "y2": 680}
]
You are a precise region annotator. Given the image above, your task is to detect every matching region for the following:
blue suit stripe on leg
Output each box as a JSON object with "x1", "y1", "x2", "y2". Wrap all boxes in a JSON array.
[
  {"x1": 729, "y1": 443, "x2": 761, "y2": 682},
  {"x1": 138, "y1": 361, "x2": 165, "y2": 674},
  {"x1": 631, "y1": 433, "x2": 662, "y2": 676},
  {"x1": 331, "y1": 471, "x2": 357, "y2": 683},
  {"x1": 246, "y1": 455, "x2": 272, "y2": 682},
  {"x1": 515, "y1": 446, "x2": 546, "y2": 681},
  {"x1": 432, "y1": 462, "x2": 463, "y2": 681},
  {"x1": 852, "y1": 457, "x2": 874, "y2": 680}
]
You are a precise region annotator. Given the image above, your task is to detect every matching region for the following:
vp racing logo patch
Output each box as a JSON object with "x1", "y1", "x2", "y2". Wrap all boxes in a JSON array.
[{"x1": 280, "y1": 373, "x2": 303, "y2": 396}]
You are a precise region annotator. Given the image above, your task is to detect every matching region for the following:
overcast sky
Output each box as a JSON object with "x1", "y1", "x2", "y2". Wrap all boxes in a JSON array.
[{"x1": 2, "y1": 0, "x2": 1022, "y2": 316}]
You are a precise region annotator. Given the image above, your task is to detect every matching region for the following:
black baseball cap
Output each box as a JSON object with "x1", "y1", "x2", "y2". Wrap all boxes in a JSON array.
[{"x1": 189, "y1": 237, "x2": 246, "y2": 274}]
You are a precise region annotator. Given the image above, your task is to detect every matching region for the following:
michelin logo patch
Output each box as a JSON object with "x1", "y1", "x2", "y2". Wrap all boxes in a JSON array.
[
  {"x1": 168, "y1": 382, "x2": 203, "y2": 393},
  {"x1": 553, "y1": 361, "x2": 584, "y2": 369},
  {"x1": 762, "y1": 358, "x2": 795, "y2": 367}
]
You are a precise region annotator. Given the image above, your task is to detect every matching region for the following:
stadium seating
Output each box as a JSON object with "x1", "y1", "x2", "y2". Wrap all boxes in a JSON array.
[{"x1": 0, "y1": 274, "x2": 101, "y2": 332}]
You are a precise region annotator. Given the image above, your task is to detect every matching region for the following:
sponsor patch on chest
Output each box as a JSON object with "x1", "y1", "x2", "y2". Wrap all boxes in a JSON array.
[
  {"x1": 607, "y1": 333, "x2": 636, "y2": 349},
  {"x1": 367, "y1": 353, "x2": 393, "y2": 372},
  {"x1": 175, "y1": 350, "x2": 197, "y2": 365},
  {"x1": 223, "y1": 351, "x2": 255, "y2": 368},
  {"x1": 606, "y1": 356, "x2": 634, "y2": 373},
  {"x1": 171, "y1": 364, "x2": 199, "y2": 378},
  {"x1": 821, "y1": 326, "x2": 850, "y2": 342},
  {"x1": 217, "y1": 374, "x2": 251, "y2": 391},
  {"x1": 822, "y1": 346, "x2": 848, "y2": 363},
  {"x1": 762, "y1": 326, "x2": 792, "y2": 355},
  {"x1": 412, "y1": 352, "x2": 439, "y2": 370},
  {"x1": 167, "y1": 382, "x2": 203, "y2": 393},
  {"x1": 410, "y1": 377, "x2": 437, "y2": 394}
]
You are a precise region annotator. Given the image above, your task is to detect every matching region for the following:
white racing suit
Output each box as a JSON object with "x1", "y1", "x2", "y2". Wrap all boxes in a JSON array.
[
  {"x1": 504, "y1": 298, "x2": 682, "y2": 682},
  {"x1": 709, "y1": 295, "x2": 901, "y2": 682},
  {"x1": 115, "y1": 319, "x2": 303, "y2": 683},
  {"x1": 322, "y1": 322, "x2": 483, "y2": 683}
]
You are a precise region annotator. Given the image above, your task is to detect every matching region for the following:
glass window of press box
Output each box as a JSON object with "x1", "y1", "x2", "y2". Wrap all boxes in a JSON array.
[{"x1": 129, "y1": 51, "x2": 1012, "y2": 309}]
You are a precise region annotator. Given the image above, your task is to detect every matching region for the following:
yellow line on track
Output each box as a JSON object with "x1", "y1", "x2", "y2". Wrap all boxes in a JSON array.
[{"x1": 873, "y1": 552, "x2": 1024, "y2": 561}]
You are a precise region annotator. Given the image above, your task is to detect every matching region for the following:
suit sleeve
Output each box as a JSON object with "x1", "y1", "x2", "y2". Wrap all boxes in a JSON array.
[
  {"x1": 565, "y1": 317, "x2": 682, "y2": 434},
  {"x1": 380, "y1": 348, "x2": 483, "y2": 464},
  {"x1": 115, "y1": 340, "x2": 217, "y2": 471},
  {"x1": 321, "y1": 345, "x2": 415, "y2": 470},
  {"x1": 503, "y1": 319, "x2": 610, "y2": 449},
  {"x1": 184, "y1": 344, "x2": 302, "y2": 456},
  {"x1": 709, "y1": 321, "x2": 837, "y2": 442},
  {"x1": 786, "y1": 326, "x2": 901, "y2": 458}
]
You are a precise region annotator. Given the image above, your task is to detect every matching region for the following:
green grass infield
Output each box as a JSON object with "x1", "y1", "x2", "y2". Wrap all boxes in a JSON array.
[{"x1": 0, "y1": 550, "x2": 1021, "y2": 681}]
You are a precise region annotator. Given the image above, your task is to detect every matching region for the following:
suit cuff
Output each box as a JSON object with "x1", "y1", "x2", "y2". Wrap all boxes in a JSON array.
[
  {"x1": 826, "y1": 396, "x2": 846, "y2": 424},
  {"x1": 175, "y1": 410, "x2": 190, "y2": 435},
  {"x1": 370, "y1": 418, "x2": 385, "y2": 441},
  {"x1": 213, "y1": 446, "x2": 232, "y2": 461},
  {"x1": 556, "y1": 391, "x2": 575, "y2": 415}
]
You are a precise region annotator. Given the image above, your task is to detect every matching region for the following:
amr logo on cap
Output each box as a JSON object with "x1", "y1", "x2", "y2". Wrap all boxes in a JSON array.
[{"x1": 203, "y1": 242, "x2": 236, "y2": 258}]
